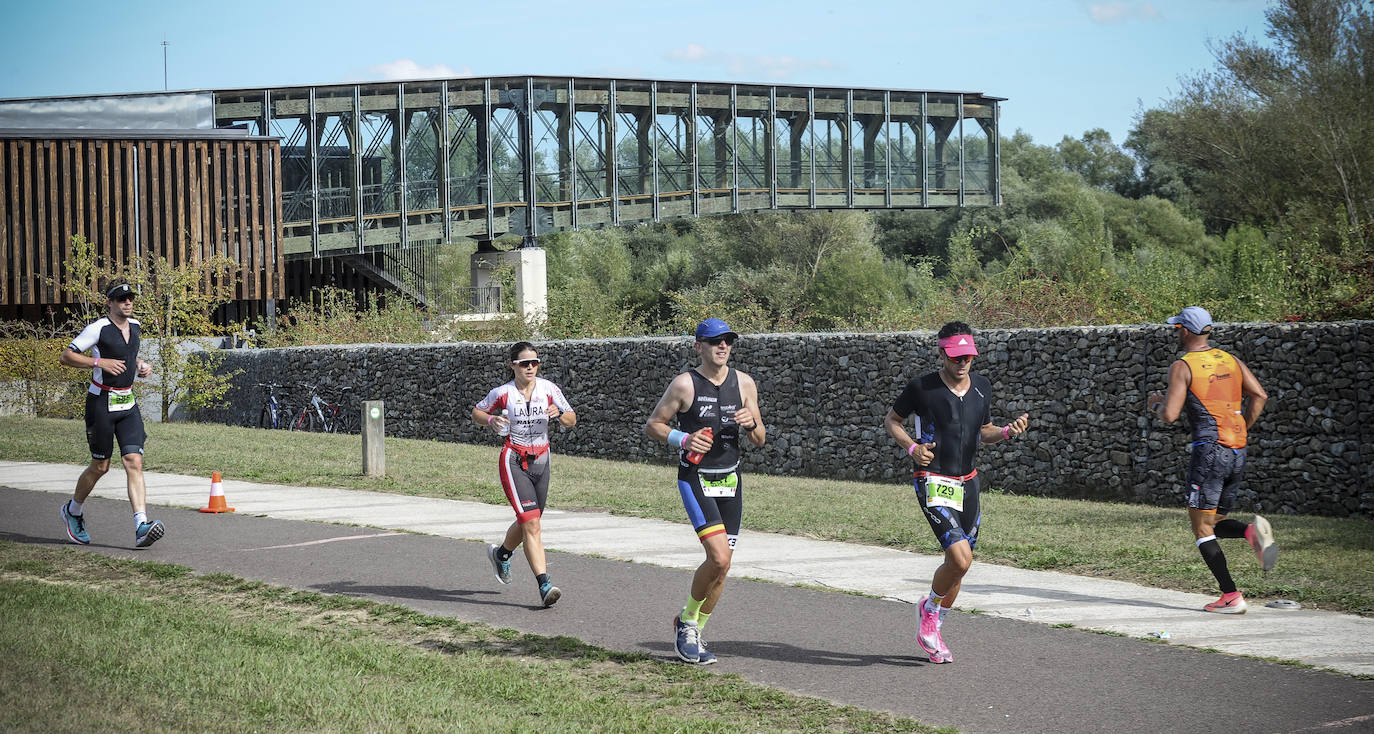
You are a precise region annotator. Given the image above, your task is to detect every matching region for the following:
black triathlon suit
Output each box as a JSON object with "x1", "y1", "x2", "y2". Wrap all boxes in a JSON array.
[
  {"x1": 676, "y1": 368, "x2": 744, "y2": 549},
  {"x1": 69, "y1": 317, "x2": 146, "y2": 460},
  {"x1": 891, "y1": 371, "x2": 992, "y2": 549}
]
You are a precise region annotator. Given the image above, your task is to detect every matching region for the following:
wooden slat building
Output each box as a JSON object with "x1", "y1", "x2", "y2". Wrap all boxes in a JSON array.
[{"x1": 0, "y1": 129, "x2": 284, "y2": 321}]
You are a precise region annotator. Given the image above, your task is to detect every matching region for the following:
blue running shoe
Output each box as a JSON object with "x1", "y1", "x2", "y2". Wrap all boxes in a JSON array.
[
  {"x1": 674, "y1": 615, "x2": 700, "y2": 663},
  {"x1": 60, "y1": 502, "x2": 89, "y2": 544},
  {"x1": 539, "y1": 581, "x2": 561, "y2": 607},
  {"x1": 695, "y1": 638, "x2": 718, "y2": 665},
  {"x1": 134, "y1": 520, "x2": 164, "y2": 548},
  {"x1": 487, "y1": 544, "x2": 512, "y2": 585}
]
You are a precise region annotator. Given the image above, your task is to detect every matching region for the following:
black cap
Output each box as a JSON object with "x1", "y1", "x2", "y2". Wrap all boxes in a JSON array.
[{"x1": 106, "y1": 283, "x2": 136, "y2": 300}]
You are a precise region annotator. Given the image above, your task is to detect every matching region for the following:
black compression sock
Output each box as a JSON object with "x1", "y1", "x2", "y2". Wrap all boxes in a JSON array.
[
  {"x1": 1198, "y1": 538, "x2": 1237, "y2": 594},
  {"x1": 1215, "y1": 519, "x2": 1248, "y2": 539},
  {"x1": 496, "y1": 546, "x2": 513, "y2": 562}
]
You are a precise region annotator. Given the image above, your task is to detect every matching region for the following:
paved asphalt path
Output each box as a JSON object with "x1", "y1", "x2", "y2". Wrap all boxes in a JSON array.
[{"x1": 3, "y1": 486, "x2": 1371, "y2": 734}]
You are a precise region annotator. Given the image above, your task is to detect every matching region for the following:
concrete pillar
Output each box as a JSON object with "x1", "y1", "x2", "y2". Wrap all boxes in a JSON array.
[{"x1": 469, "y1": 247, "x2": 547, "y2": 321}]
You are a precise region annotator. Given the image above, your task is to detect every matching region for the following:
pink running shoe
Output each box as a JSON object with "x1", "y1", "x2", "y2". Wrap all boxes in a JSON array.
[
  {"x1": 1204, "y1": 591, "x2": 1248, "y2": 614},
  {"x1": 929, "y1": 612, "x2": 954, "y2": 663},
  {"x1": 929, "y1": 640, "x2": 953, "y2": 664},
  {"x1": 916, "y1": 601, "x2": 941, "y2": 656}
]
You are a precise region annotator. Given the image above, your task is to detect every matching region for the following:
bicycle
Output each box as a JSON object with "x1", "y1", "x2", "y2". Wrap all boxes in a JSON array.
[
  {"x1": 256, "y1": 383, "x2": 294, "y2": 430},
  {"x1": 290, "y1": 385, "x2": 357, "y2": 434}
]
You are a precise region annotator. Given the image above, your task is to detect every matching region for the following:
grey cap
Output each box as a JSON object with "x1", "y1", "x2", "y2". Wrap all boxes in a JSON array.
[{"x1": 1166, "y1": 306, "x2": 1212, "y2": 334}]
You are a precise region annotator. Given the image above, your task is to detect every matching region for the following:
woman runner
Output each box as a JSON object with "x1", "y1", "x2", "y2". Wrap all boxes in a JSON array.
[{"x1": 472, "y1": 341, "x2": 576, "y2": 607}]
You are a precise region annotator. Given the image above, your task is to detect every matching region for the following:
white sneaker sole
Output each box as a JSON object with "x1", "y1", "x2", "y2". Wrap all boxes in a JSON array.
[{"x1": 1251, "y1": 516, "x2": 1279, "y2": 572}]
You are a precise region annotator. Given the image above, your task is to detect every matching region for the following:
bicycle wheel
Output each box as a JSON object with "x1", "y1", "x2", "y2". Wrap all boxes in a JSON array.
[
  {"x1": 290, "y1": 409, "x2": 314, "y2": 432},
  {"x1": 338, "y1": 410, "x2": 359, "y2": 434}
]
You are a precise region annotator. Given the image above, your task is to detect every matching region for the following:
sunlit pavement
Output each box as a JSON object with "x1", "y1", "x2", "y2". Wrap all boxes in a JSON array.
[{"x1": 4, "y1": 459, "x2": 1370, "y2": 677}]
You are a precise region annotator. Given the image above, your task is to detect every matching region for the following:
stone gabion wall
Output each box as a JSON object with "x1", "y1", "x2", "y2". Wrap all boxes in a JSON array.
[{"x1": 198, "y1": 321, "x2": 1374, "y2": 517}]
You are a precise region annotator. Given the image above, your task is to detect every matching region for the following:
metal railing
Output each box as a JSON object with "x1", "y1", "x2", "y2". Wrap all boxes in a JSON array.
[{"x1": 437, "y1": 284, "x2": 503, "y2": 314}]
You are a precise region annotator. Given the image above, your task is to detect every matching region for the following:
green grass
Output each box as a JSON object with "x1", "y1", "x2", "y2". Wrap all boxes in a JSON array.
[
  {"x1": 0, "y1": 541, "x2": 943, "y2": 734},
  {"x1": 3, "y1": 416, "x2": 1372, "y2": 615}
]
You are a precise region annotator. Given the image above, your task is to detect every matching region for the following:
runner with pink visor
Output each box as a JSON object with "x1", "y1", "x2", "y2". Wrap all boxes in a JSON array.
[{"x1": 938, "y1": 333, "x2": 979, "y2": 357}]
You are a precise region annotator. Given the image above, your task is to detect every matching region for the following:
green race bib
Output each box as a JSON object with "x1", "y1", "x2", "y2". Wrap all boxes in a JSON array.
[
  {"x1": 108, "y1": 387, "x2": 135, "y2": 413},
  {"x1": 701, "y1": 472, "x2": 738, "y2": 498},
  {"x1": 924, "y1": 475, "x2": 964, "y2": 512}
]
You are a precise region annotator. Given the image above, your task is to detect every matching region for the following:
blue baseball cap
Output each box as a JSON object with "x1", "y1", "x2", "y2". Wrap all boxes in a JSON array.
[
  {"x1": 1166, "y1": 306, "x2": 1212, "y2": 334},
  {"x1": 694, "y1": 318, "x2": 737, "y2": 341}
]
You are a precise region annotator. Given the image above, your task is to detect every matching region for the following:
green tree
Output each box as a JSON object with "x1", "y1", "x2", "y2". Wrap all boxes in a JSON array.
[
  {"x1": 0, "y1": 315, "x2": 85, "y2": 418},
  {"x1": 119, "y1": 244, "x2": 242, "y2": 421},
  {"x1": 1129, "y1": 0, "x2": 1374, "y2": 246},
  {"x1": 1056, "y1": 128, "x2": 1138, "y2": 194}
]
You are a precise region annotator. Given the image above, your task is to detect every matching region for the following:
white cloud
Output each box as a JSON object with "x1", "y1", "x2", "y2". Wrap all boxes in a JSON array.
[
  {"x1": 663, "y1": 44, "x2": 841, "y2": 81},
  {"x1": 668, "y1": 43, "x2": 710, "y2": 63},
  {"x1": 1089, "y1": 2, "x2": 1161, "y2": 23},
  {"x1": 367, "y1": 59, "x2": 472, "y2": 81}
]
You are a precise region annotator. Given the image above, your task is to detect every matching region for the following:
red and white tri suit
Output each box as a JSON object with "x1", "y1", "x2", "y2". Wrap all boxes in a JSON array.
[{"x1": 475, "y1": 378, "x2": 574, "y2": 524}]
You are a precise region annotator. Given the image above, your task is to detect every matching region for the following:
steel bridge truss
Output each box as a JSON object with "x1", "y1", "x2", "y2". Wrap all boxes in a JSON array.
[{"x1": 212, "y1": 76, "x2": 1002, "y2": 259}]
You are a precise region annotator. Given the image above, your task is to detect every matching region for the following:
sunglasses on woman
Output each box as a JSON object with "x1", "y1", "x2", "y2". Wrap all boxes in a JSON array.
[{"x1": 513, "y1": 358, "x2": 541, "y2": 368}]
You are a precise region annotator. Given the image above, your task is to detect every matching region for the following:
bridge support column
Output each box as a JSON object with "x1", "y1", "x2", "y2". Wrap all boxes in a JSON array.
[{"x1": 470, "y1": 246, "x2": 548, "y2": 323}]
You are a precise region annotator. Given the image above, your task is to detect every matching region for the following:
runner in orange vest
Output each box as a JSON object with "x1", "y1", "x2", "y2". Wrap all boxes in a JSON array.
[{"x1": 1147, "y1": 306, "x2": 1278, "y2": 614}]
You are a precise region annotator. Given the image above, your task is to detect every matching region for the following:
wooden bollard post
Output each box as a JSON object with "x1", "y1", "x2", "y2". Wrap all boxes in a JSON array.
[{"x1": 362, "y1": 400, "x2": 385, "y2": 477}]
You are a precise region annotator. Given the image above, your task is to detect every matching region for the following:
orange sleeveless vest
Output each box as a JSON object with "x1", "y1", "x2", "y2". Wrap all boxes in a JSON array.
[{"x1": 1181, "y1": 348, "x2": 1247, "y2": 448}]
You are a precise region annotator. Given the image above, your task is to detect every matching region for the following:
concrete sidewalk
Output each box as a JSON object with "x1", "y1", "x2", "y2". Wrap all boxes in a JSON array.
[{"x1": 6, "y1": 460, "x2": 1371, "y2": 677}]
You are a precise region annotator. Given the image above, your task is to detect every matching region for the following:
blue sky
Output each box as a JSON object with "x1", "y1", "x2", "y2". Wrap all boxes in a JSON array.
[{"x1": 0, "y1": 0, "x2": 1273, "y2": 147}]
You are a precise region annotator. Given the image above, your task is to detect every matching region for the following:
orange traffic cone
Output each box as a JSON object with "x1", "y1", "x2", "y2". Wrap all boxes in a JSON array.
[{"x1": 199, "y1": 471, "x2": 235, "y2": 513}]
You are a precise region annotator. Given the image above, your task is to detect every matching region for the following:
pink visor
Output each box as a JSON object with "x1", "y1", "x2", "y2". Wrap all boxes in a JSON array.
[{"x1": 939, "y1": 334, "x2": 978, "y2": 357}]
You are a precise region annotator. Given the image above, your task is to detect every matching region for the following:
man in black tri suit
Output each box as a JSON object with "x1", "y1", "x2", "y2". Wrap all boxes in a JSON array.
[
  {"x1": 884, "y1": 321, "x2": 1028, "y2": 664},
  {"x1": 645, "y1": 318, "x2": 765, "y2": 665},
  {"x1": 57, "y1": 283, "x2": 164, "y2": 549}
]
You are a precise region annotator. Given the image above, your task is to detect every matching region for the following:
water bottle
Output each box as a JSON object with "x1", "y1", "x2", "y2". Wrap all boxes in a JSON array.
[
  {"x1": 685, "y1": 427, "x2": 712, "y2": 464},
  {"x1": 496, "y1": 409, "x2": 510, "y2": 437}
]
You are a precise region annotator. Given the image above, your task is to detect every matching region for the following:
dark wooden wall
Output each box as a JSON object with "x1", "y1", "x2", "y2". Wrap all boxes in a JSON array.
[{"x1": 0, "y1": 134, "x2": 284, "y2": 321}]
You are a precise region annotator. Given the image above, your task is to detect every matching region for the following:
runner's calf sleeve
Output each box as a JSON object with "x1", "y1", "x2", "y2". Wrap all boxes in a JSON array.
[
  {"x1": 682, "y1": 595, "x2": 706, "y2": 624},
  {"x1": 1214, "y1": 518, "x2": 1248, "y2": 539},
  {"x1": 1197, "y1": 537, "x2": 1237, "y2": 594}
]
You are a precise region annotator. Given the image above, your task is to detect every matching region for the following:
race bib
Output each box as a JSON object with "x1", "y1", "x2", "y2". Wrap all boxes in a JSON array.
[
  {"x1": 701, "y1": 472, "x2": 738, "y2": 498},
  {"x1": 923, "y1": 474, "x2": 964, "y2": 512},
  {"x1": 107, "y1": 387, "x2": 135, "y2": 413}
]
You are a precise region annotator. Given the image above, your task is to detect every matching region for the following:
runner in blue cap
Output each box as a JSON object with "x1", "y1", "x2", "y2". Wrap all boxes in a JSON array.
[
  {"x1": 645, "y1": 318, "x2": 765, "y2": 664},
  {"x1": 1147, "y1": 306, "x2": 1277, "y2": 614}
]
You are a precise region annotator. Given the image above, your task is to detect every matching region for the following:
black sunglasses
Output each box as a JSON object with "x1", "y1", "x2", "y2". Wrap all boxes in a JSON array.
[
  {"x1": 700, "y1": 336, "x2": 736, "y2": 347},
  {"x1": 513, "y1": 358, "x2": 541, "y2": 368},
  {"x1": 113, "y1": 295, "x2": 135, "y2": 303}
]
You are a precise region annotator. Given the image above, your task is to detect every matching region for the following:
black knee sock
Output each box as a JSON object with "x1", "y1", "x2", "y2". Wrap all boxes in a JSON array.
[
  {"x1": 496, "y1": 546, "x2": 513, "y2": 561},
  {"x1": 1215, "y1": 519, "x2": 1247, "y2": 539},
  {"x1": 1198, "y1": 538, "x2": 1236, "y2": 593}
]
